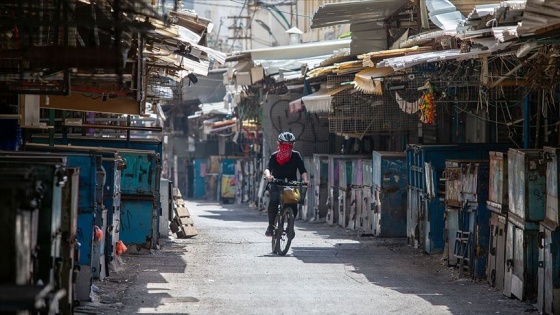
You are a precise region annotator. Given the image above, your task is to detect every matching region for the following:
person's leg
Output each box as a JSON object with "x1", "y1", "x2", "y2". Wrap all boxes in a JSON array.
[
  {"x1": 266, "y1": 184, "x2": 280, "y2": 236},
  {"x1": 267, "y1": 195, "x2": 279, "y2": 226},
  {"x1": 290, "y1": 203, "x2": 298, "y2": 219},
  {"x1": 288, "y1": 203, "x2": 297, "y2": 238}
]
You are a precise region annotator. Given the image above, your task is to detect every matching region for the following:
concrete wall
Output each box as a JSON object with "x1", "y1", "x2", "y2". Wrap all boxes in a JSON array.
[{"x1": 262, "y1": 93, "x2": 331, "y2": 160}]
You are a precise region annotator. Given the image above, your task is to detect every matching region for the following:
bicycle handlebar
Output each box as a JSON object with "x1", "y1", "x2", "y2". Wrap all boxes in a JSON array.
[{"x1": 270, "y1": 178, "x2": 307, "y2": 186}]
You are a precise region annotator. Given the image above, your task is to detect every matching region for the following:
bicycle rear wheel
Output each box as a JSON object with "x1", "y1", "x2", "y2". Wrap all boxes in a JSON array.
[{"x1": 275, "y1": 206, "x2": 294, "y2": 256}]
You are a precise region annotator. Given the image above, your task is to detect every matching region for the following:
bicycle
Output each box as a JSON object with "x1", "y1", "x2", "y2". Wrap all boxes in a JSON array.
[{"x1": 270, "y1": 178, "x2": 307, "y2": 256}]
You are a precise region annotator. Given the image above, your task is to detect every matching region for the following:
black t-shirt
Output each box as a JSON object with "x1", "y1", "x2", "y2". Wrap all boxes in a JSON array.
[{"x1": 267, "y1": 150, "x2": 307, "y2": 181}]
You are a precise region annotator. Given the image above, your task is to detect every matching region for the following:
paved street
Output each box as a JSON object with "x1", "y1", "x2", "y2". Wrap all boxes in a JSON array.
[{"x1": 78, "y1": 200, "x2": 537, "y2": 315}]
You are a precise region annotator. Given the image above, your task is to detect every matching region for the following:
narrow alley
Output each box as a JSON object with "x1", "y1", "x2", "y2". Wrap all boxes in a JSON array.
[{"x1": 77, "y1": 200, "x2": 537, "y2": 315}]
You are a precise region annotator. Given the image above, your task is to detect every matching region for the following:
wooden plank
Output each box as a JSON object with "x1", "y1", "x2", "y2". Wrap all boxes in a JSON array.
[
  {"x1": 170, "y1": 192, "x2": 197, "y2": 238},
  {"x1": 44, "y1": 94, "x2": 142, "y2": 115},
  {"x1": 172, "y1": 188, "x2": 182, "y2": 198},
  {"x1": 176, "y1": 225, "x2": 198, "y2": 238},
  {"x1": 175, "y1": 205, "x2": 190, "y2": 218},
  {"x1": 177, "y1": 216, "x2": 194, "y2": 226}
]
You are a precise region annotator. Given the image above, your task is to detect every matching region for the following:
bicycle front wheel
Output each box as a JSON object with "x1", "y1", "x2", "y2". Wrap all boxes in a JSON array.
[
  {"x1": 271, "y1": 215, "x2": 279, "y2": 254},
  {"x1": 275, "y1": 205, "x2": 294, "y2": 256}
]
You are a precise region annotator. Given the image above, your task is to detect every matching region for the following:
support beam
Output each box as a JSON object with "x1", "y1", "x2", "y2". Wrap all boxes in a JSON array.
[{"x1": 42, "y1": 94, "x2": 142, "y2": 115}]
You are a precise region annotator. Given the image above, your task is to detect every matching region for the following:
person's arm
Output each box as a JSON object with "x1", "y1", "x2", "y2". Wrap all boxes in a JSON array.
[
  {"x1": 301, "y1": 172, "x2": 309, "y2": 186},
  {"x1": 295, "y1": 152, "x2": 309, "y2": 186},
  {"x1": 264, "y1": 154, "x2": 274, "y2": 182},
  {"x1": 263, "y1": 168, "x2": 273, "y2": 182}
]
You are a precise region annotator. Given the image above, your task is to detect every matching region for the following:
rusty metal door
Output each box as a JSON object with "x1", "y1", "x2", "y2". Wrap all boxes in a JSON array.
[
  {"x1": 487, "y1": 213, "x2": 507, "y2": 291},
  {"x1": 544, "y1": 146, "x2": 560, "y2": 225},
  {"x1": 504, "y1": 215, "x2": 539, "y2": 302},
  {"x1": 537, "y1": 222, "x2": 560, "y2": 315}
]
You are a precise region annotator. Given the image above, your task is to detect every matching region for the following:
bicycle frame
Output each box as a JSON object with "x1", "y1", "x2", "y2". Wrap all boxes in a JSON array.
[{"x1": 270, "y1": 179, "x2": 306, "y2": 256}]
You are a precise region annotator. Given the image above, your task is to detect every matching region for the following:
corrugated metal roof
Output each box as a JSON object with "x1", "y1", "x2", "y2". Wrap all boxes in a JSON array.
[
  {"x1": 144, "y1": 21, "x2": 220, "y2": 80},
  {"x1": 427, "y1": 0, "x2": 459, "y2": 15},
  {"x1": 458, "y1": 1, "x2": 525, "y2": 34},
  {"x1": 452, "y1": 0, "x2": 513, "y2": 17},
  {"x1": 424, "y1": 0, "x2": 465, "y2": 31},
  {"x1": 400, "y1": 30, "x2": 452, "y2": 48},
  {"x1": 168, "y1": 10, "x2": 213, "y2": 43},
  {"x1": 232, "y1": 39, "x2": 351, "y2": 61},
  {"x1": 430, "y1": 10, "x2": 464, "y2": 30},
  {"x1": 255, "y1": 57, "x2": 327, "y2": 80},
  {"x1": 188, "y1": 101, "x2": 230, "y2": 118},
  {"x1": 518, "y1": 0, "x2": 560, "y2": 35},
  {"x1": 377, "y1": 41, "x2": 510, "y2": 70},
  {"x1": 310, "y1": 0, "x2": 410, "y2": 29}
]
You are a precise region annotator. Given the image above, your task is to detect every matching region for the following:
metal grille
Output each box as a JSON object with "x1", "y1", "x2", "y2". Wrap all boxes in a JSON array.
[
  {"x1": 328, "y1": 75, "x2": 419, "y2": 136},
  {"x1": 424, "y1": 58, "x2": 528, "y2": 145}
]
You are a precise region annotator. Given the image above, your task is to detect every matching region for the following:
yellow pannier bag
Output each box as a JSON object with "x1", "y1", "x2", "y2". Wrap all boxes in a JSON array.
[{"x1": 282, "y1": 187, "x2": 300, "y2": 204}]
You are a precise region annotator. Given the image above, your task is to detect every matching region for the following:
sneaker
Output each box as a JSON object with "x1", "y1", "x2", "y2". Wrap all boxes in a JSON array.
[{"x1": 265, "y1": 226, "x2": 274, "y2": 237}]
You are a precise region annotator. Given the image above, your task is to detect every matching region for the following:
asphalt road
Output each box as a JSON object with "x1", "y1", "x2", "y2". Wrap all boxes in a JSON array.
[{"x1": 77, "y1": 200, "x2": 538, "y2": 315}]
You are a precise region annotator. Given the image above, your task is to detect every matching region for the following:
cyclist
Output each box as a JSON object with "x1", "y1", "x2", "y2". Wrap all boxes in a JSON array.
[{"x1": 263, "y1": 131, "x2": 309, "y2": 237}]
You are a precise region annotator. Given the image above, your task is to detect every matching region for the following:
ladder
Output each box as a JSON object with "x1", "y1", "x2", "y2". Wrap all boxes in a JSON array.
[{"x1": 453, "y1": 230, "x2": 471, "y2": 278}]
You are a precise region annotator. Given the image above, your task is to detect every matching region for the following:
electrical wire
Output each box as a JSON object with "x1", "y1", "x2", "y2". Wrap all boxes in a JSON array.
[
  {"x1": 264, "y1": 6, "x2": 290, "y2": 30},
  {"x1": 229, "y1": 0, "x2": 249, "y2": 51}
]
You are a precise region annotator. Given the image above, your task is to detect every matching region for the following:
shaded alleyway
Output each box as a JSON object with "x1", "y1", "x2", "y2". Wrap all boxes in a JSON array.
[{"x1": 77, "y1": 200, "x2": 537, "y2": 315}]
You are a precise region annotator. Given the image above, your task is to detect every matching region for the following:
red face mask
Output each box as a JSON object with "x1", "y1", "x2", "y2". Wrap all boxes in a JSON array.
[{"x1": 276, "y1": 142, "x2": 293, "y2": 165}]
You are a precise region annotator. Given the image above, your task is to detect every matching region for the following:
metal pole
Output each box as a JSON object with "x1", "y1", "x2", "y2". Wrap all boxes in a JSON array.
[
  {"x1": 173, "y1": 155, "x2": 178, "y2": 190},
  {"x1": 126, "y1": 114, "x2": 131, "y2": 147},
  {"x1": 49, "y1": 109, "x2": 55, "y2": 146},
  {"x1": 523, "y1": 95, "x2": 530, "y2": 148}
]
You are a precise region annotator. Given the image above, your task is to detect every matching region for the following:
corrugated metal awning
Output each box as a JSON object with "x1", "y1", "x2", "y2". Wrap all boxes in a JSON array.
[
  {"x1": 200, "y1": 101, "x2": 230, "y2": 115},
  {"x1": 518, "y1": 0, "x2": 560, "y2": 36},
  {"x1": 352, "y1": 67, "x2": 394, "y2": 94},
  {"x1": 377, "y1": 41, "x2": 510, "y2": 70},
  {"x1": 188, "y1": 101, "x2": 230, "y2": 119},
  {"x1": 300, "y1": 85, "x2": 352, "y2": 113},
  {"x1": 227, "y1": 39, "x2": 351, "y2": 61},
  {"x1": 168, "y1": 10, "x2": 213, "y2": 44},
  {"x1": 310, "y1": 0, "x2": 409, "y2": 29},
  {"x1": 256, "y1": 55, "x2": 332, "y2": 78},
  {"x1": 145, "y1": 18, "x2": 224, "y2": 77},
  {"x1": 425, "y1": 0, "x2": 465, "y2": 31}
]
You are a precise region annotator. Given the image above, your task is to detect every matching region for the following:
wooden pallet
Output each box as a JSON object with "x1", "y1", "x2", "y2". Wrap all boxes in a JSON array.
[{"x1": 170, "y1": 188, "x2": 198, "y2": 238}]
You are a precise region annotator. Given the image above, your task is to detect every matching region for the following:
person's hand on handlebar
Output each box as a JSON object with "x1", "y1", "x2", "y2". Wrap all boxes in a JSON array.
[
  {"x1": 263, "y1": 169, "x2": 273, "y2": 182},
  {"x1": 301, "y1": 173, "x2": 310, "y2": 187}
]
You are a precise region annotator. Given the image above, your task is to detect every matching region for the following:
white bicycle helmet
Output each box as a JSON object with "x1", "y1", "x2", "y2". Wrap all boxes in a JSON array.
[{"x1": 278, "y1": 131, "x2": 296, "y2": 142}]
